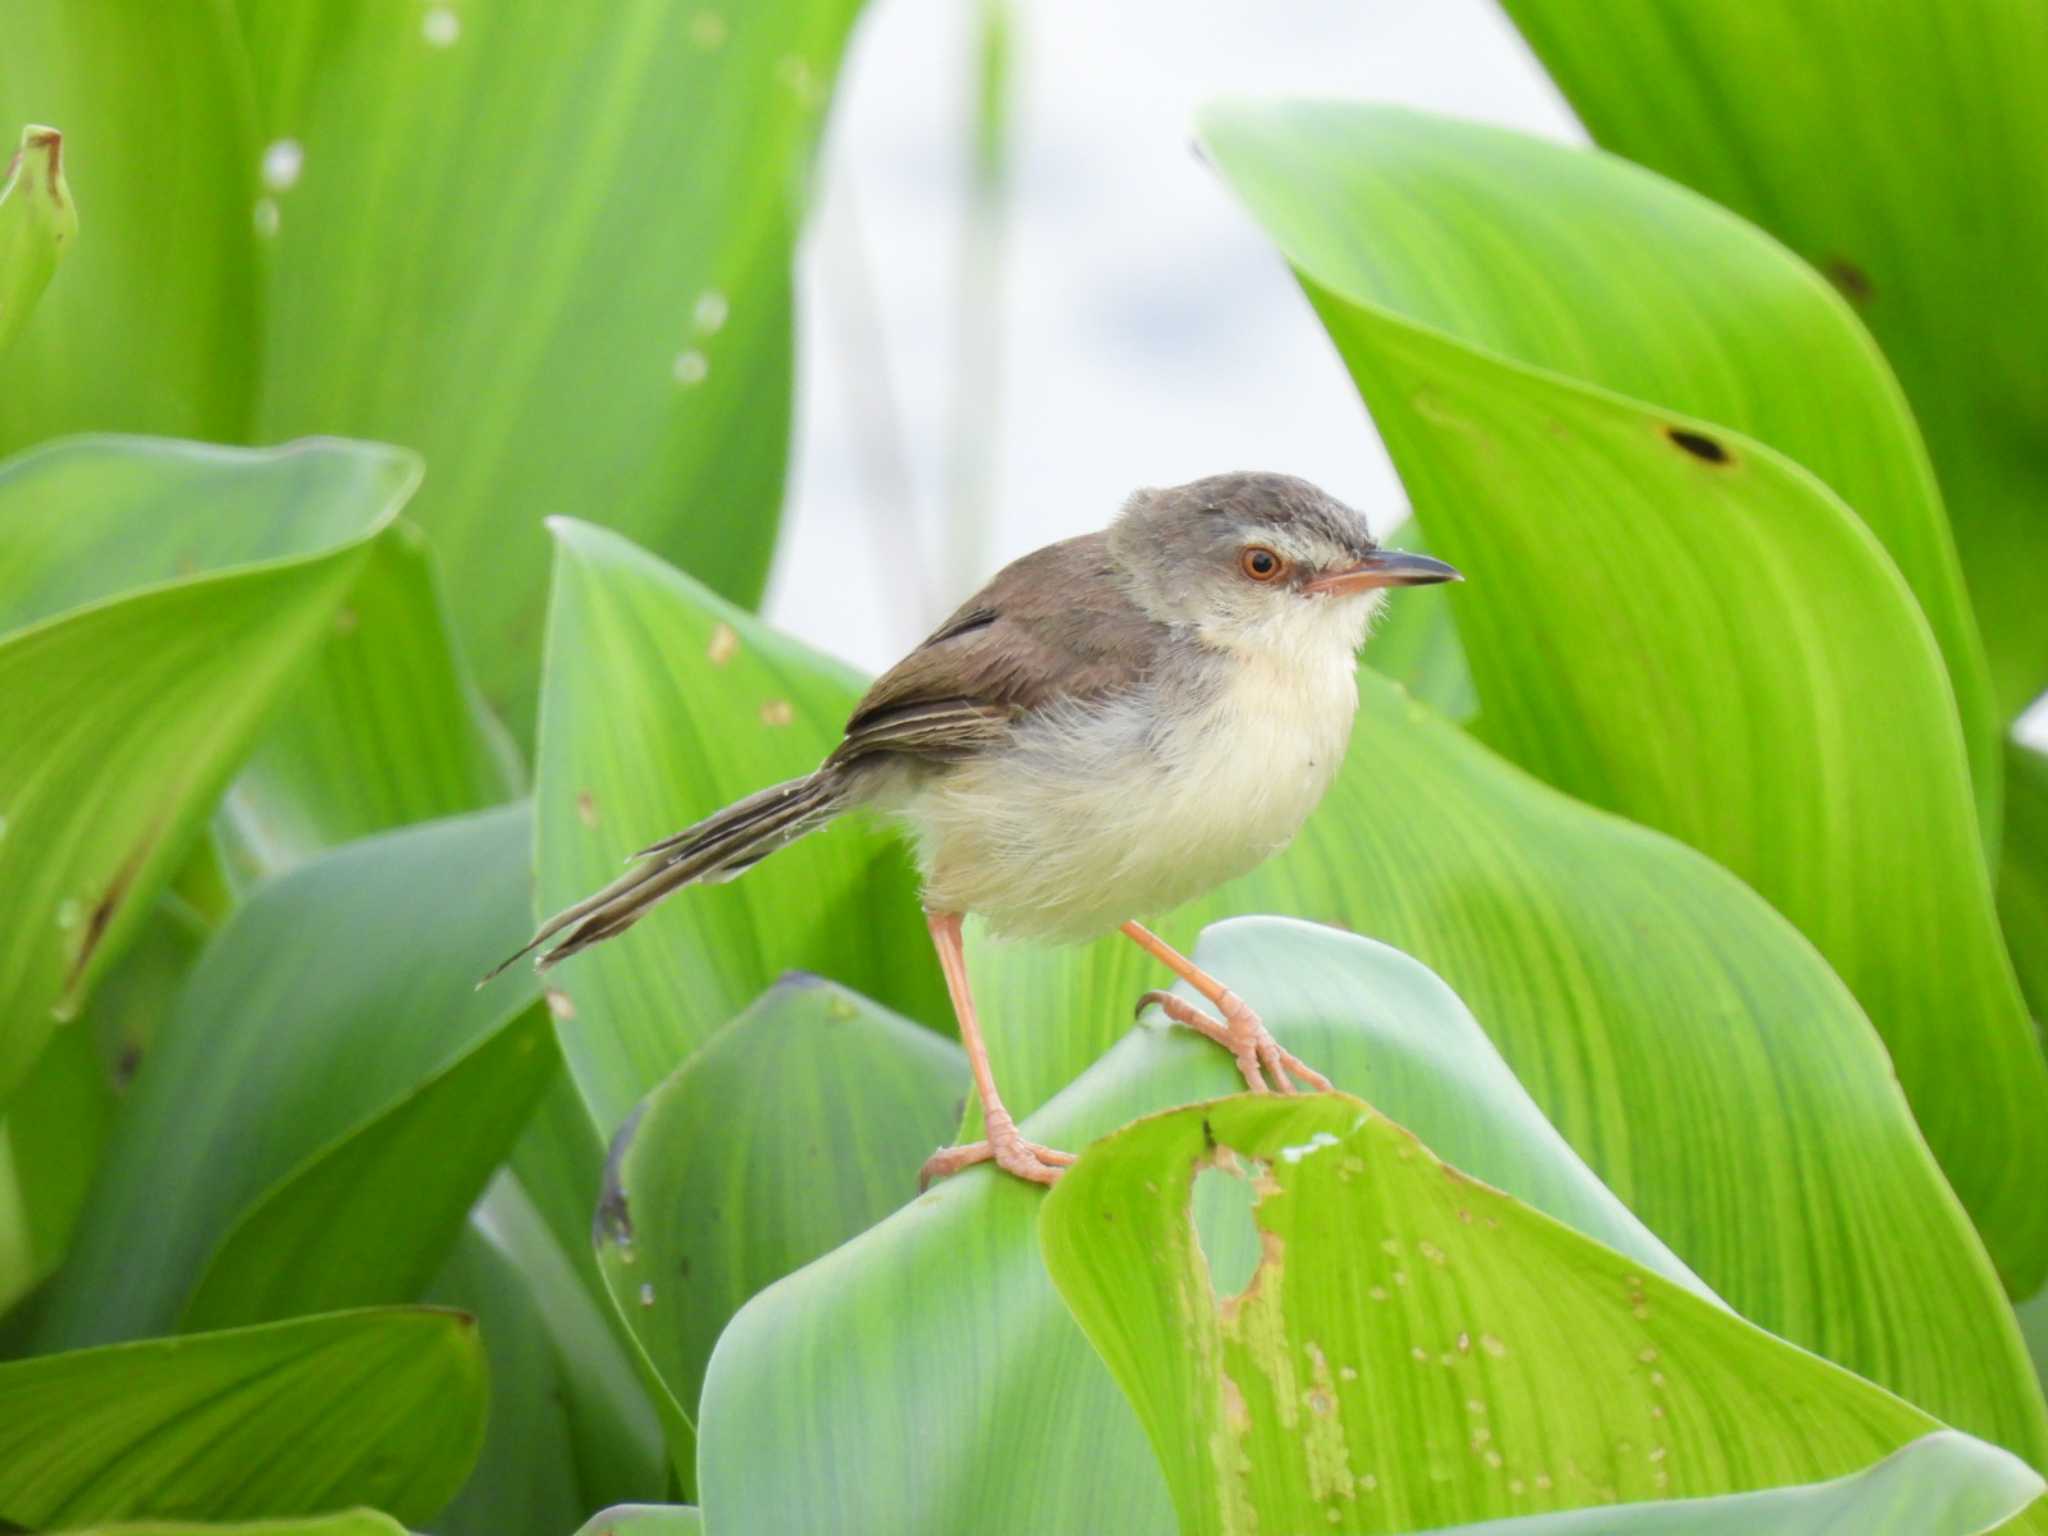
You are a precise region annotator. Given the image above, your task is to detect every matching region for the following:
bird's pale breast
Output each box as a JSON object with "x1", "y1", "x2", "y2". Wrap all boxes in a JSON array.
[{"x1": 896, "y1": 637, "x2": 1360, "y2": 941}]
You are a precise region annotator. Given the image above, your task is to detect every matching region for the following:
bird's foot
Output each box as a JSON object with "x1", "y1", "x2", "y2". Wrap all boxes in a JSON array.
[
  {"x1": 919, "y1": 1110, "x2": 1075, "y2": 1191},
  {"x1": 1137, "y1": 988, "x2": 1332, "y2": 1095}
]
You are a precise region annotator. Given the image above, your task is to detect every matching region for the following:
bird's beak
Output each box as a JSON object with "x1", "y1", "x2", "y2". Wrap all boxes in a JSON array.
[{"x1": 1303, "y1": 549, "x2": 1463, "y2": 596}]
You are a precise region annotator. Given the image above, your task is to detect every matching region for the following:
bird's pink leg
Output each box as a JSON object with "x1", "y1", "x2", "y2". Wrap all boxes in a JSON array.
[
  {"x1": 1122, "y1": 920, "x2": 1332, "y2": 1095},
  {"x1": 918, "y1": 910, "x2": 1076, "y2": 1189}
]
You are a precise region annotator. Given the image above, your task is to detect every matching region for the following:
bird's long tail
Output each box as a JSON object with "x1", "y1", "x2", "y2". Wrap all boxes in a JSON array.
[{"x1": 484, "y1": 771, "x2": 845, "y2": 981}]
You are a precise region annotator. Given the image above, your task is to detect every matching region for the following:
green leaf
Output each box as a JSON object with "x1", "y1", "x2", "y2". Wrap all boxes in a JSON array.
[
  {"x1": 430, "y1": 1186, "x2": 660, "y2": 1536},
  {"x1": 217, "y1": 520, "x2": 521, "y2": 886},
  {"x1": 0, "y1": 8, "x2": 258, "y2": 449},
  {"x1": 2000, "y1": 740, "x2": 2048, "y2": 1025},
  {"x1": 1044, "y1": 1092, "x2": 2007, "y2": 1533},
  {"x1": 181, "y1": 1001, "x2": 560, "y2": 1331},
  {"x1": 1412, "y1": 1433, "x2": 2040, "y2": 1534},
  {"x1": 35, "y1": 805, "x2": 541, "y2": 1349},
  {"x1": 0, "y1": 436, "x2": 413, "y2": 1101},
  {"x1": 1196, "y1": 101, "x2": 2048, "y2": 1293},
  {"x1": 571, "y1": 1508, "x2": 701, "y2": 1536},
  {"x1": 65, "y1": 1514, "x2": 408, "y2": 1536},
  {"x1": 231, "y1": 0, "x2": 869, "y2": 732},
  {"x1": 532, "y1": 519, "x2": 944, "y2": 1138},
  {"x1": 968, "y1": 677, "x2": 2046, "y2": 1462},
  {"x1": 0, "y1": 1025, "x2": 113, "y2": 1316},
  {"x1": 0, "y1": 125, "x2": 75, "y2": 351},
  {"x1": 597, "y1": 975, "x2": 966, "y2": 1455},
  {"x1": 0, "y1": 1308, "x2": 484, "y2": 1528},
  {"x1": 1498, "y1": 0, "x2": 2048, "y2": 721},
  {"x1": 697, "y1": 921, "x2": 1722, "y2": 1533}
]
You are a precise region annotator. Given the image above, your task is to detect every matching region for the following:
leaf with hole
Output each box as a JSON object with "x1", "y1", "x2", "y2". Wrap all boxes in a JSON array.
[{"x1": 1197, "y1": 100, "x2": 2048, "y2": 1294}]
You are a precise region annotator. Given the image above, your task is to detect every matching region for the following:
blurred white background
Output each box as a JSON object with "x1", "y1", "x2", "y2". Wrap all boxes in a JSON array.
[{"x1": 766, "y1": 0, "x2": 1582, "y2": 672}]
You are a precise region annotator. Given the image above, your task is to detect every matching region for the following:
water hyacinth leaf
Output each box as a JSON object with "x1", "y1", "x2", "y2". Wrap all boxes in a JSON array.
[
  {"x1": 181, "y1": 1002, "x2": 560, "y2": 1332},
  {"x1": 232, "y1": 0, "x2": 869, "y2": 732},
  {"x1": 2000, "y1": 740, "x2": 2048, "y2": 1025},
  {"x1": 969, "y1": 674, "x2": 2046, "y2": 1461},
  {"x1": 1499, "y1": 0, "x2": 2048, "y2": 721},
  {"x1": 0, "y1": 1025, "x2": 113, "y2": 1316},
  {"x1": 63, "y1": 1515, "x2": 408, "y2": 1536},
  {"x1": 597, "y1": 975, "x2": 966, "y2": 1439},
  {"x1": 572, "y1": 1508, "x2": 702, "y2": 1536},
  {"x1": 1410, "y1": 1432, "x2": 2040, "y2": 1535},
  {"x1": 0, "y1": 124, "x2": 75, "y2": 352},
  {"x1": 429, "y1": 1191, "x2": 662, "y2": 1536},
  {"x1": 0, "y1": 1308, "x2": 484, "y2": 1528},
  {"x1": 0, "y1": 6, "x2": 258, "y2": 450},
  {"x1": 35, "y1": 805, "x2": 540, "y2": 1350},
  {"x1": 697, "y1": 922, "x2": 1709, "y2": 1534},
  {"x1": 217, "y1": 520, "x2": 520, "y2": 886},
  {"x1": 1045, "y1": 1095, "x2": 2027, "y2": 1535},
  {"x1": 532, "y1": 519, "x2": 943, "y2": 1138},
  {"x1": 0, "y1": 436, "x2": 413, "y2": 1103},
  {"x1": 1197, "y1": 102, "x2": 2048, "y2": 1293}
]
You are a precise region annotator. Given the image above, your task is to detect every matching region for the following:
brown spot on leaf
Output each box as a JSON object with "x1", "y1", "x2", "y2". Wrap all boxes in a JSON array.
[
  {"x1": 58, "y1": 825, "x2": 162, "y2": 1007},
  {"x1": 576, "y1": 790, "x2": 599, "y2": 828},
  {"x1": 759, "y1": 698, "x2": 795, "y2": 727},
  {"x1": 544, "y1": 988, "x2": 576, "y2": 1020},
  {"x1": 1664, "y1": 426, "x2": 1732, "y2": 465},
  {"x1": 1823, "y1": 256, "x2": 1874, "y2": 305},
  {"x1": 707, "y1": 622, "x2": 740, "y2": 665}
]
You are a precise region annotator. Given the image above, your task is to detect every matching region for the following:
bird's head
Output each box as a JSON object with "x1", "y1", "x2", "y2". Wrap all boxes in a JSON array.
[{"x1": 1108, "y1": 471, "x2": 1460, "y2": 659}]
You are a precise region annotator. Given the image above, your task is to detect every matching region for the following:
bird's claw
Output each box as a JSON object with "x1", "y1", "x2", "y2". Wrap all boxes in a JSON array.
[
  {"x1": 1136, "y1": 988, "x2": 1331, "y2": 1095},
  {"x1": 919, "y1": 1119, "x2": 1074, "y2": 1190}
]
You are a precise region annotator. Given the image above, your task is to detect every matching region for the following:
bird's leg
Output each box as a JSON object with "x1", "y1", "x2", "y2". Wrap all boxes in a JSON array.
[
  {"x1": 1122, "y1": 921, "x2": 1332, "y2": 1095},
  {"x1": 918, "y1": 910, "x2": 1076, "y2": 1189}
]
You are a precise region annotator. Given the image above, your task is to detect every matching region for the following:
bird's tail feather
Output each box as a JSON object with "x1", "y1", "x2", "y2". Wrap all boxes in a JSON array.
[{"x1": 483, "y1": 772, "x2": 843, "y2": 982}]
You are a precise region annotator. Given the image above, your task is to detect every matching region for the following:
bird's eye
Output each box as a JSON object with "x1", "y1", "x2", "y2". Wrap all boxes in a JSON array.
[{"x1": 1240, "y1": 545, "x2": 1286, "y2": 582}]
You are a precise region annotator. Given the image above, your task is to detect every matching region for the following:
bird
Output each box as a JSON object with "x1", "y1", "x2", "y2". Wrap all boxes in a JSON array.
[{"x1": 492, "y1": 471, "x2": 1460, "y2": 1187}]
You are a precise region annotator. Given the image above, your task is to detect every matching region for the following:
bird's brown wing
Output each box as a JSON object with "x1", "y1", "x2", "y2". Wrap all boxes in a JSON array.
[{"x1": 827, "y1": 532, "x2": 1167, "y2": 768}]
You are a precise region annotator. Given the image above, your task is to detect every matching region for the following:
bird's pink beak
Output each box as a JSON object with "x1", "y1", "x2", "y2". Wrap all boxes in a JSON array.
[{"x1": 1303, "y1": 549, "x2": 1463, "y2": 596}]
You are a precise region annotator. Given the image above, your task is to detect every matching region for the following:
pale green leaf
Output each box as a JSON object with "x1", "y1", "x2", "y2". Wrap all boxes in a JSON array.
[
  {"x1": 697, "y1": 920, "x2": 1717, "y2": 1534},
  {"x1": 969, "y1": 674, "x2": 2045, "y2": 1461},
  {"x1": 531, "y1": 519, "x2": 944, "y2": 1138},
  {"x1": 0, "y1": 1308, "x2": 484, "y2": 1528},
  {"x1": 1196, "y1": 100, "x2": 2048, "y2": 1292},
  {"x1": 597, "y1": 975, "x2": 966, "y2": 1458},
  {"x1": 231, "y1": 0, "x2": 869, "y2": 730},
  {"x1": 572, "y1": 1508, "x2": 701, "y2": 1536},
  {"x1": 0, "y1": 436, "x2": 413, "y2": 1101}
]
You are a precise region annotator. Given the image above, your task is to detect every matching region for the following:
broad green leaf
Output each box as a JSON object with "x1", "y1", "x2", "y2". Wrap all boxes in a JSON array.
[
  {"x1": 66, "y1": 1514, "x2": 408, "y2": 1536},
  {"x1": 0, "y1": 124, "x2": 75, "y2": 351},
  {"x1": 430, "y1": 1195, "x2": 643, "y2": 1536},
  {"x1": 2001, "y1": 740, "x2": 2048, "y2": 1024},
  {"x1": 217, "y1": 521, "x2": 521, "y2": 885},
  {"x1": 1047, "y1": 1092, "x2": 2032, "y2": 1534},
  {"x1": 598, "y1": 975, "x2": 966, "y2": 1454},
  {"x1": 1414, "y1": 1432, "x2": 2040, "y2": 1535},
  {"x1": 532, "y1": 519, "x2": 944, "y2": 1138},
  {"x1": 968, "y1": 676, "x2": 2046, "y2": 1461},
  {"x1": 572, "y1": 1508, "x2": 702, "y2": 1536},
  {"x1": 36, "y1": 805, "x2": 541, "y2": 1349},
  {"x1": 181, "y1": 1002, "x2": 559, "y2": 1331},
  {"x1": 0, "y1": 436, "x2": 413, "y2": 1101},
  {"x1": 231, "y1": 0, "x2": 868, "y2": 731},
  {"x1": 1197, "y1": 101, "x2": 2048, "y2": 1292},
  {"x1": 0, "y1": 7, "x2": 258, "y2": 449},
  {"x1": 0, "y1": 1026, "x2": 111, "y2": 1316},
  {"x1": 1498, "y1": 0, "x2": 2048, "y2": 721},
  {"x1": 0, "y1": 1308, "x2": 484, "y2": 1527},
  {"x1": 697, "y1": 921, "x2": 1714, "y2": 1534}
]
